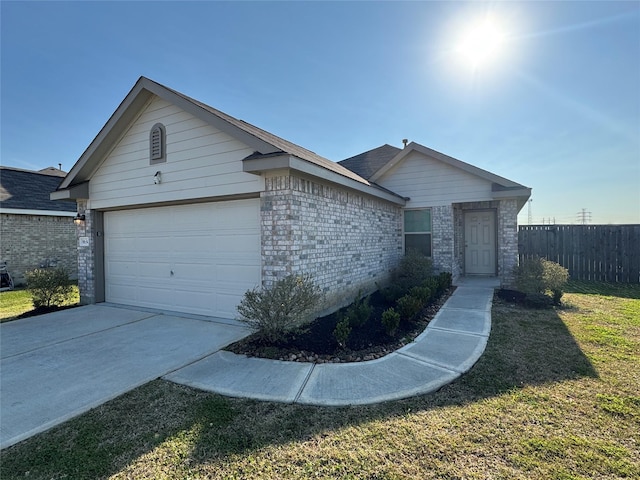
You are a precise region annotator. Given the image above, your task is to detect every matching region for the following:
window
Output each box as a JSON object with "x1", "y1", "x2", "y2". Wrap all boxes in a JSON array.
[
  {"x1": 149, "y1": 123, "x2": 166, "y2": 164},
  {"x1": 404, "y1": 209, "x2": 432, "y2": 257}
]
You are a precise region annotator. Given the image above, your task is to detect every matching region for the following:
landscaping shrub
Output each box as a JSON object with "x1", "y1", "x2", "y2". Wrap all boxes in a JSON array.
[
  {"x1": 397, "y1": 250, "x2": 433, "y2": 291},
  {"x1": 25, "y1": 268, "x2": 73, "y2": 308},
  {"x1": 437, "y1": 271, "x2": 453, "y2": 293},
  {"x1": 379, "y1": 284, "x2": 405, "y2": 304},
  {"x1": 422, "y1": 277, "x2": 439, "y2": 295},
  {"x1": 381, "y1": 307, "x2": 401, "y2": 336},
  {"x1": 515, "y1": 257, "x2": 569, "y2": 305},
  {"x1": 396, "y1": 294, "x2": 423, "y2": 322},
  {"x1": 339, "y1": 291, "x2": 373, "y2": 328},
  {"x1": 409, "y1": 285, "x2": 431, "y2": 306},
  {"x1": 237, "y1": 274, "x2": 322, "y2": 342},
  {"x1": 543, "y1": 260, "x2": 570, "y2": 304},
  {"x1": 333, "y1": 318, "x2": 351, "y2": 348}
]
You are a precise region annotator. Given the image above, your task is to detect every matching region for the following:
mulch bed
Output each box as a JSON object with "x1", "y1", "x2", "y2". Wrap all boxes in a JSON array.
[{"x1": 226, "y1": 287, "x2": 455, "y2": 363}]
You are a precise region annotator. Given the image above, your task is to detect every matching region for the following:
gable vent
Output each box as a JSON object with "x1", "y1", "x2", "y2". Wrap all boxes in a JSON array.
[{"x1": 149, "y1": 123, "x2": 166, "y2": 164}]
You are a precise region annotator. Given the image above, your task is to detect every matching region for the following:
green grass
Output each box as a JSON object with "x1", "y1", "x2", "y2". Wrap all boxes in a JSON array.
[
  {"x1": 0, "y1": 286, "x2": 80, "y2": 322},
  {"x1": 1, "y1": 281, "x2": 639, "y2": 479}
]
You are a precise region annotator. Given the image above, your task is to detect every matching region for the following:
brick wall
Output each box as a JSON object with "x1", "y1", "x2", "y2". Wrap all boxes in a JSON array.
[
  {"x1": 497, "y1": 198, "x2": 519, "y2": 287},
  {"x1": 431, "y1": 205, "x2": 455, "y2": 275},
  {"x1": 0, "y1": 213, "x2": 78, "y2": 286},
  {"x1": 261, "y1": 174, "x2": 403, "y2": 315},
  {"x1": 75, "y1": 200, "x2": 96, "y2": 304}
]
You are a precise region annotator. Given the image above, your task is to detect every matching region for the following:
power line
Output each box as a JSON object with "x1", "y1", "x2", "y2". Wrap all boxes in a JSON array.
[{"x1": 577, "y1": 208, "x2": 592, "y2": 225}]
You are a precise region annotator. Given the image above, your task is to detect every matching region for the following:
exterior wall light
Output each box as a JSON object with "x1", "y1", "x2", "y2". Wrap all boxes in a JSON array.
[
  {"x1": 73, "y1": 213, "x2": 86, "y2": 225},
  {"x1": 154, "y1": 171, "x2": 162, "y2": 184}
]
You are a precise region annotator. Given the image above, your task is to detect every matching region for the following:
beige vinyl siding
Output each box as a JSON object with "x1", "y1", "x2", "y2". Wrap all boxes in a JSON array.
[
  {"x1": 88, "y1": 96, "x2": 263, "y2": 210},
  {"x1": 377, "y1": 151, "x2": 493, "y2": 207}
]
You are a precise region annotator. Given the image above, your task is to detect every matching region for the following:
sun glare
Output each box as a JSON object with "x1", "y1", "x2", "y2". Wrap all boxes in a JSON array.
[{"x1": 456, "y1": 18, "x2": 506, "y2": 70}]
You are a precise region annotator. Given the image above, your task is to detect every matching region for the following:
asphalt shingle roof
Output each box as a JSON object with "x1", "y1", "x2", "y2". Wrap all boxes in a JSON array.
[
  {"x1": 0, "y1": 167, "x2": 76, "y2": 212},
  {"x1": 164, "y1": 83, "x2": 370, "y2": 185},
  {"x1": 338, "y1": 144, "x2": 401, "y2": 180}
]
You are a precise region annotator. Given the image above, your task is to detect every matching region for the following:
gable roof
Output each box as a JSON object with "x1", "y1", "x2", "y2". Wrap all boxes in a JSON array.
[
  {"x1": 338, "y1": 144, "x2": 401, "y2": 180},
  {"x1": 56, "y1": 76, "x2": 370, "y2": 194},
  {"x1": 0, "y1": 167, "x2": 76, "y2": 213},
  {"x1": 338, "y1": 142, "x2": 531, "y2": 210},
  {"x1": 369, "y1": 142, "x2": 528, "y2": 190}
]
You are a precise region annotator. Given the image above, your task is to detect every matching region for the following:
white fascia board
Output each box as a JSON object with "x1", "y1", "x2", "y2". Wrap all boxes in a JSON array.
[
  {"x1": 0, "y1": 208, "x2": 76, "y2": 217},
  {"x1": 491, "y1": 188, "x2": 532, "y2": 200}
]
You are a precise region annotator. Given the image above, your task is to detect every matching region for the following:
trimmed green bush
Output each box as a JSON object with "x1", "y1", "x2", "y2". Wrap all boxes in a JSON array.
[
  {"x1": 409, "y1": 285, "x2": 431, "y2": 306},
  {"x1": 514, "y1": 257, "x2": 569, "y2": 305},
  {"x1": 237, "y1": 274, "x2": 323, "y2": 342},
  {"x1": 379, "y1": 284, "x2": 406, "y2": 304},
  {"x1": 422, "y1": 277, "x2": 439, "y2": 295},
  {"x1": 397, "y1": 250, "x2": 433, "y2": 291},
  {"x1": 437, "y1": 272, "x2": 453, "y2": 293},
  {"x1": 381, "y1": 307, "x2": 401, "y2": 336},
  {"x1": 25, "y1": 268, "x2": 73, "y2": 308},
  {"x1": 339, "y1": 291, "x2": 372, "y2": 328},
  {"x1": 333, "y1": 318, "x2": 351, "y2": 348},
  {"x1": 396, "y1": 294, "x2": 423, "y2": 322}
]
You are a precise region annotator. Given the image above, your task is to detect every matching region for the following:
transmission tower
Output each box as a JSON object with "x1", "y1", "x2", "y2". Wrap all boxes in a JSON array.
[{"x1": 577, "y1": 208, "x2": 592, "y2": 225}]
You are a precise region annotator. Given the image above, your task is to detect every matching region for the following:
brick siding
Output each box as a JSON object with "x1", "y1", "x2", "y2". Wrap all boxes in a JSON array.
[
  {"x1": 261, "y1": 174, "x2": 403, "y2": 315},
  {"x1": 0, "y1": 213, "x2": 77, "y2": 286},
  {"x1": 75, "y1": 200, "x2": 96, "y2": 304}
]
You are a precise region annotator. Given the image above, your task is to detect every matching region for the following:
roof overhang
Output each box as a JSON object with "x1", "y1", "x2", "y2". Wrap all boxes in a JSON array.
[
  {"x1": 0, "y1": 208, "x2": 76, "y2": 217},
  {"x1": 50, "y1": 182, "x2": 89, "y2": 201},
  {"x1": 244, "y1": 154, "x2": 406, "y2": 206},
  {"x1": 491, "y1": 184, "x2": 532, "y2": 211}
]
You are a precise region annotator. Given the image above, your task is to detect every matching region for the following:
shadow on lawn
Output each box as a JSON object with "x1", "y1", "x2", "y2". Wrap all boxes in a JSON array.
[{"x1": 0, "y1": 300, "x2": 598, "y2": 479}]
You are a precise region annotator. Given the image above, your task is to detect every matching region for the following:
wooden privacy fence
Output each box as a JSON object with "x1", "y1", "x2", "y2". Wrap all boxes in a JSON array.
[{"x1": 518, "y1": 225, "x2": 640, "y2": 283}]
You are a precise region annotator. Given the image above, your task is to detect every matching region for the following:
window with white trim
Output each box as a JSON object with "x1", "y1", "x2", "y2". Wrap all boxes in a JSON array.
[
  {"x1": 149, "y1": 123, "x2": 166, "y2": 164},
  {"x1": 404, "y1": 209, "x2": 432, "y2": 257}
]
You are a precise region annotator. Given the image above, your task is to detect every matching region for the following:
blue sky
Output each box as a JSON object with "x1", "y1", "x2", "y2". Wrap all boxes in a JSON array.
[{"x1": 2, "y1": 1, "x2": 639, "y2": 224}]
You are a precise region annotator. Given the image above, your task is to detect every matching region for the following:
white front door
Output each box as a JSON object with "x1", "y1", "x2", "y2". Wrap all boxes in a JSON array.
[
  {"x1": 104, "y1": 199, "x2": 261, "y2": 318},
  {"x1": 464, "y1": 210, "x2": 496, "y2": 275}
]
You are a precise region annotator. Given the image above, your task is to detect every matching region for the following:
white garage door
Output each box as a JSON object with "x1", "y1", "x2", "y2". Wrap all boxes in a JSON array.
[{"x1": 104, "y1": 199, "x2": 261, "y2": 318}]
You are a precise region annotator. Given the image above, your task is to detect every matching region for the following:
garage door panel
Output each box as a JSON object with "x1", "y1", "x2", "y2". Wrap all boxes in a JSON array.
[
  {"x1": 107, "y1": 283, "x2": 138, "y2": 303},
  {"x1": 105, "y1": 199, "x2": 260, "y2": 318},
  {"x1": 216, "y1": 234, "x2": 259, "y2": 252},
  {"x1": 215, "y1": 293, "x2": 244, "y2": 319}
]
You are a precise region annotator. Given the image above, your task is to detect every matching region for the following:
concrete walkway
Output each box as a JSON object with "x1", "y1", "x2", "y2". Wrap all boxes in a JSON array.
[
  {"x1": 165, "y1": 277, "x2": 498, "y2": 406},
  {"x1": 1, "y1": 277, "x2": 496, "y2": 449}
]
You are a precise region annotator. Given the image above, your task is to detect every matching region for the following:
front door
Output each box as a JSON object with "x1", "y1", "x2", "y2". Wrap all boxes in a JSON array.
[{"x1": 464, "y1": 210, "x2": 496, "y2": 275}]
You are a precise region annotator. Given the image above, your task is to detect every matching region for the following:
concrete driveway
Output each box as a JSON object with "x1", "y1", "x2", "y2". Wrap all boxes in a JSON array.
[{"x1": 0, "y1": 304, "x2": 250, "y2": 450}]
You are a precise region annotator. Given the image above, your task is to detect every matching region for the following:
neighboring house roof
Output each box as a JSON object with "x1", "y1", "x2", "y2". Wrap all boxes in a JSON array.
[
  {"x1": 338, "y1": 144, "x2": 401, "y2": 180},
  {"x1": 56, "y1": 76, "x2": 372, "y2": 197},
  {"x1": 0, "y1": 167, "x2": 76, "y2": 213}
]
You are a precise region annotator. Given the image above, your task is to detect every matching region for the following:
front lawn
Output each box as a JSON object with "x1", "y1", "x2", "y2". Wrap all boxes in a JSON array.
[
  {"x1": 1, "y1": 281, "x2": 638, "y2": 479},
  {"x1": 0, "y1": 286, "x2": 80, "y2": 322}
]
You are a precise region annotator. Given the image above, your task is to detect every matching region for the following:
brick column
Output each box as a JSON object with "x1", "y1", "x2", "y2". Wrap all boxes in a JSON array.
[{"x1": 76, "y1": 200, "x2": 97, "y2": 304}]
